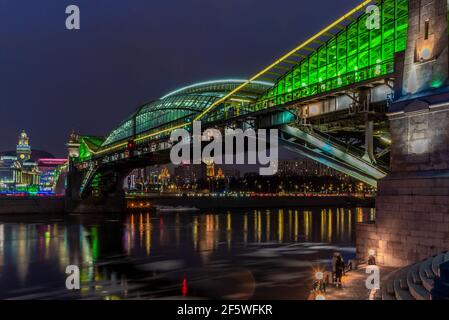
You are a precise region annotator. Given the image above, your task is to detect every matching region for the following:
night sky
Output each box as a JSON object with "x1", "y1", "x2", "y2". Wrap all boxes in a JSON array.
[{"x1": 0, "y1": 0, "x2": 361, "y2": 157}]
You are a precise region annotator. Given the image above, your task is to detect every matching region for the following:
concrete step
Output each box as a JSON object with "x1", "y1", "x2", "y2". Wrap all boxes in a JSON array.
[
  {"x1": 409, "y1": 262, "x2": 422, "y2": 285},
  {"x1": 381, "y1": 275, "x2": 396, "y2": 300},
  {"x1": 387, "y1": 277, "x2": 395, "y2": 296},
  {"x1": 432, "y1": 253, "x2": 445, "y2": 277},
  {"x1": 381, "y1": 251, "x2": 449, "y2": 301},
  {"x1": 394, "y1": 268, "x2": 414, "y2": 300},
  {"x1": 407, "y1": 263, "x2": 431, "y2": 300},
  {"x1": 419, "y1": 257, "x2": 435, "y2": 292},
  {"x1": 444, "y1": 251, "x2": 449, "y2": 263},
  {"x1": 382, "y1": 284, "x2": 396, "y2": 300}
]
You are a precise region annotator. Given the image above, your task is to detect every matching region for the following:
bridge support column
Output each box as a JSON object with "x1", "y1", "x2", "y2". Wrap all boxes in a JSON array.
[
  {"x1": 64, "y1": 159, "x2": 82, "y2": 212},
  {"x1": 357, "y1": 0, "x2": 449, "y2": 267},
  {"x1": 362, "y1": 116, "x2": 376, "y2": 164},
  {"x1": 65, "y1": 162, "x2": 127, "y2": 214},
  {"x1": 357, "y1": 101, "x2": 449, "y2": 266}
]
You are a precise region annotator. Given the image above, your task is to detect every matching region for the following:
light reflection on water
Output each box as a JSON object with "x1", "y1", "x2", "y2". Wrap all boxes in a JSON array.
[{"x1": 0, "y1": 207, "x2": 374, "y2": 300}]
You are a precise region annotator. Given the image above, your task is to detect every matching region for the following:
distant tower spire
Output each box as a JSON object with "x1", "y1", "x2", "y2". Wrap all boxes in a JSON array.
[
  {"x1": 17, "y1": 130, "x2": 31, "y2": 162},
  {"x1": 67, "y1": 129, "x2": 80, "y2": 159}
]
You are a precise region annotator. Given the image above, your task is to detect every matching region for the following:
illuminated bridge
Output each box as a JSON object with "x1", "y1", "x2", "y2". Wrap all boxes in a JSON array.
[{"x1": 67, "y1": 0, "x2": 449, "y2": 214}]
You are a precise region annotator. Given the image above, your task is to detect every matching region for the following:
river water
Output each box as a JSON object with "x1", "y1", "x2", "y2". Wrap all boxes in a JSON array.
[{"x1": 0, "y1": 207, "x2": 374, "y2": 300}]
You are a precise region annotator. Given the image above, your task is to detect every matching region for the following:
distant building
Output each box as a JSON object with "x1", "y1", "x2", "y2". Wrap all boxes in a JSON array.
[
  {"x1": 0, "y1": 131, "x2": 66, "y2": 193},
  {"x1": 37, "y1": 158, "x2": 68, "y2": 192},
  {"x1": 276, "y1": 159, "x2": 341, "y2": 177},
  {"x1": 125, "y1": 165, "x2": 172, "y2": 192},
  {"x1": 174, "y1": 162, "x2": 240, "y2": 184},
  {"x1": 0, "y1": 155, "x2": 19, "y2": 185},
  {"x1": 174, "y1": 163, "x2": 205, "y2": 185},
  {"x1": 0, "y1": 131, "x2": 40, "y2": 189},
  {"x1": 243, "y1": 172, "x2": 260, "y2": 178},
  {"x1": 219, "y1": 167, "x2": 240, "y2": 179}
]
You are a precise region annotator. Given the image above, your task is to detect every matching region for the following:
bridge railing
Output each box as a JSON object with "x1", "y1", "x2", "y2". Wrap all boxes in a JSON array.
[
  {"x1": 308, "y1": 127, "x2": 365, "y2": 157},
  {"x1": 295, "y1": 125, "x2": 388, "y2": 169}
]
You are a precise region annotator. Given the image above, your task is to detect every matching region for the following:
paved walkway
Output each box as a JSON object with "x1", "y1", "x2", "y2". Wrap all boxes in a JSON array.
[{"x1": 323, "y1": 265, "x2": 397, "y2": 300}]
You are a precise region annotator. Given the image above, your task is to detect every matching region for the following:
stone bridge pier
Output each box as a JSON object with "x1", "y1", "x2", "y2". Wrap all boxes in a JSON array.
[
  {"x1": 357, "y1": 0, "x2": 449, "y2": 267},
  {"x1": 357, "y1": 99, "x2": 449, "y2": 266},
  {"x1": 65, "y1": 161, "x2": 128, "y2": 214}
]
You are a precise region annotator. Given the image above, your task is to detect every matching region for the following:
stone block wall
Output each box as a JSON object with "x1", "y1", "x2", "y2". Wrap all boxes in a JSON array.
[
  {"x1": 390, "y1": 101, "x2": 449, "y2": 172},
  {"x1": 357, "y1": 176, "x2": 449, "y2": 267},
  {"x1": 401, "y1": 0, "x2": 448, "y2": 96},
  {"x1": 357, "y1": 101, "x2": 449, "y2": 267},
  {"x1": 357, "y1": 0, "x2": 449, "y2": 267}
]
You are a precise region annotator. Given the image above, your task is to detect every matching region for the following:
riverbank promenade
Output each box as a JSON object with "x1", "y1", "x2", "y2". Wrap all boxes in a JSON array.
[{"x1": 325, "y1": 265, "x2": 397, "y2": 300}]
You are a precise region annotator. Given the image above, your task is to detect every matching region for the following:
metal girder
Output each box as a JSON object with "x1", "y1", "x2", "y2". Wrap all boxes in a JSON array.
[
  {"x1": 265, "y1": 71, "x2": 284, "y2": 77},
  {"x1": 384, "y1": 78, "x2": 394, "y2": 90},
  {"x1": 375, "y1": 147, "x2": 391, "y2": 159},
  {"x1": 292, "y1": 53, "x2": 308, "y2": 58},
  {"x1": 257, "y1": 77, "x2": 277, "y2": 82},
  {"x1": 312, "y1": 39, "x2": 326, "y2": 45},
  {"x1": 344, "y1": 15, "x2": 356, "y2": 22},
  {"x1": 301, "y1": 47, "x2": 316, "y2": 52},
  {"x1": 345, "y1": 91, "x2": 361, "y2": 104},
  {"x1": 272, "y1": 65, "x2": 290, "y2": 71},
  {"x1": 322, "y1": 31, "x2": 335, "y2": 37}
]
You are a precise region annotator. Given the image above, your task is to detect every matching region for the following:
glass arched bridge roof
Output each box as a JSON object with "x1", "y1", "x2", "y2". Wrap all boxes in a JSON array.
[{"x1": 102, "y1": 79, "x2": 273, "y2": 147}]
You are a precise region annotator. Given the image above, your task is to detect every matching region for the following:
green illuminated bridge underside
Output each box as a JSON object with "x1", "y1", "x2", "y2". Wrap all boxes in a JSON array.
[
  {"x1": 257, "y1": 0, "x2": 408, "y2": 109},
  {"x1": 80, "y1": 0, "x2": 408, "y2": 161}
]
